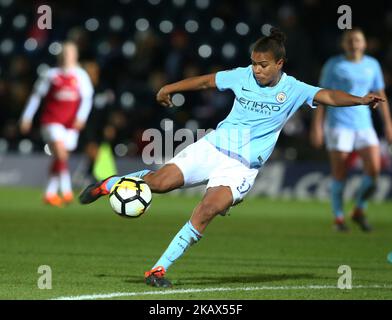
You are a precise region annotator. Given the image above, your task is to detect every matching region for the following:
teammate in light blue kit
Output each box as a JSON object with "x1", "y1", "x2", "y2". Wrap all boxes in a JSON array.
[
  {"x1": 79, "y1": 29, "x2": 383, "y2": 287},
  {"x1": 311, "y1": 28, "x2": 392, "y2": 232}
]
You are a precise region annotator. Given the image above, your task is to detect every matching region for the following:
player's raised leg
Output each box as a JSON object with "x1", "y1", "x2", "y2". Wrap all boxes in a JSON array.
[
  {"x1": 350, "y1": 145, "x2": 380, "y2": 232},
  {"x1": 144, "y1": 186, "x2": 233, "y2": 288},
  {"x1": 329, "y1": 150, "x2": 350, "y2": 231},
  {"x1": 78, "y1": 163, "x2": 184, "y2": 204}
]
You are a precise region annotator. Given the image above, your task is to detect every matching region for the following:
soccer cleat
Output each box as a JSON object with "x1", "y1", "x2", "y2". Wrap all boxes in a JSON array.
[
  {"x1": 351, "y1": 208, "x2": 372, "y2": 232},
  {"x1": 334, "y1": 216, "x2": 349, "y2": 232},
  {"x1": 62, "y1": 192, "x2": 74, "y2": 205},
  {"x1": 44, "y1": 194, "x2": 64, "y2": 208},
  {"x1": 144, "y1": 266, "x2": 172, "y2": 288},
  {"x1": 78, "y1": 175, "x2": 116, "y2": 204}
]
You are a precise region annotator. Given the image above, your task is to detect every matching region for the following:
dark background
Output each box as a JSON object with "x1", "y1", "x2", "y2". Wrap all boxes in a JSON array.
[{"x1": 1, "y1": 0, "x2": 391, "y2": 163}]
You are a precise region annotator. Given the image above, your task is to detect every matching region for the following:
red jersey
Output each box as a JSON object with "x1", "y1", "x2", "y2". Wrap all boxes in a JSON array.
[
  {"x1": 22, "y1": 67, "x2": 94, "y2": 129},
  {"x1": 41, "y1": 71, "x2": 81, "y2": 127}
]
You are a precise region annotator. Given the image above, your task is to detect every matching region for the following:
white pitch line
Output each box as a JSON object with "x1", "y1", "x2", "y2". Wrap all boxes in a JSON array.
[{"x1": 52, "y1": 284, "x2": 392, "y2": 300}]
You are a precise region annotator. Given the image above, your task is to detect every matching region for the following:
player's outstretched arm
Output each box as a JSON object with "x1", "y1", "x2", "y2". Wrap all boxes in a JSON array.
[
  {"x1": 314, "y1": 89, "x2": 385, "y2": 109},
  {"x1": 156, "y1": 73, "x2": 217, "y2": 107},
  {"x1": 19, "y1": 94, "x2": 42, "y2": 135},
  {"x1": 19, "y1": 70, "x2": 52, "y2": 135}
]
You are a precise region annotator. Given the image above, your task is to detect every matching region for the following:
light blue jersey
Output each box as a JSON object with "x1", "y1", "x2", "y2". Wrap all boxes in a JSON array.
[
  {"x1": 320, "y1": 54, "x2": 384, "y2": 129},
  {"x1": 205, "y1": 66, "x2": 322, "y2": 169}
]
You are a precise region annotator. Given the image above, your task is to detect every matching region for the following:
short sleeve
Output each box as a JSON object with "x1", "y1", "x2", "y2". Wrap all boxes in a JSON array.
[
  {"x1": 215, "y1": 68, "x2": 244, "y2": 91},
  {"x1": 319, "y1": 59, "x2": 334, "y2": 88},
  {"x1": 371, "y1": 60, "x2": 385, "y2": 92},
  {"x1": 296, "y1": 80, "x2": 323, "y2": 108}
]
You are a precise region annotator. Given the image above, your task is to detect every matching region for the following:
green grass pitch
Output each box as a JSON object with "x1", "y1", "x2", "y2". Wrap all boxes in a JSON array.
[{"x1": 0, "y1": 187, "x2": 391, "y2": 300}]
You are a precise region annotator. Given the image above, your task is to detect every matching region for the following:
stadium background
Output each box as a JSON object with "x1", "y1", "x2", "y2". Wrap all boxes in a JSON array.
[
  {"x1": 0, "y1": 0, "x2": 392, "y2": 302},
  {"x1": 0, "y1": 0, "x2": 392, "y2": 199}
]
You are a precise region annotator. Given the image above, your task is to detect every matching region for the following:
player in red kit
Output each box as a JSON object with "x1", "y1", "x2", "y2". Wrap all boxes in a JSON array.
[{"x1": 20, "y1": 41, "x2": 94, "y2": 207}]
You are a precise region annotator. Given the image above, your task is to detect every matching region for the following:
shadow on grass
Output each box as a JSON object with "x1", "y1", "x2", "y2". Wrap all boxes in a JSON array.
[{"x1": 107, "y1": 272, "x2": 316, "y2": 286}]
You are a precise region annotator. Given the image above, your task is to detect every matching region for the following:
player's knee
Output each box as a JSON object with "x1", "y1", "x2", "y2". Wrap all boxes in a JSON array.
[{"x1": 51, "y1": 144, "x2": 68, "y2": 161}]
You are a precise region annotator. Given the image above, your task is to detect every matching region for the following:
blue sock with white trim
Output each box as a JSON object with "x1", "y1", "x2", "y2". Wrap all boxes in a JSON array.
[
  {"x1": 152, "y1": 221, "x2": 202, "y2": 271},
  {"x1": 106, "y1": 169, "x2": 151, "y2": 192}
]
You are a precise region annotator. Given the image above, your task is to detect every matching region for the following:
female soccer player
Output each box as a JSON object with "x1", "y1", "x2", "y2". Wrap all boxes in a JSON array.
[
  {"x1": 20, "y1": 41, "x2": 94, "y2": 207},
  {"x1": 79, "y1": 29, "x2": 383, "y2": 287},
  {"x1": 310, "y1": 28, "x2": 392, "y2": 232}
]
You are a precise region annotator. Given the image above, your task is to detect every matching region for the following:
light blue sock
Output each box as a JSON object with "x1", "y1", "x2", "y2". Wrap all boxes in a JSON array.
[
  {"x1": 106, "y1": 169, "x2": 151, "y2": 192},
  {"x1": 331, "y1": 179, "x2": 345, "y2": 218},
  {"x1": 152, "y1": 221, "x2": 202, "y2": 271},
  {"x1": 355, "y1": 175, "x2": 376, "y2": 210}
]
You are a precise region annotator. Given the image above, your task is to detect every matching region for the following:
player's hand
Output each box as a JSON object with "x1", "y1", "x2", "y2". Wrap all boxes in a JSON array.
[
  {"x1": 19, "y1": 121, "x2": 32, "y2": 135},
  {"x1": 361, "y1": 93, "x2": 385, "y2": 109},
  {"x1": 73, "y1": 120, "x2": 85, "y2": 131},
  {"x1": 310, "y1": 127, "x2": 324, "y2": 149},
  {"x1": 156, "y1": 86, "x2": 174, "y2": 107}
]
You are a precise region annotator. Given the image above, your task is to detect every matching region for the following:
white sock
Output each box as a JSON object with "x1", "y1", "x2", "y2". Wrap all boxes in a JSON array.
[
  {"x1": 60, "y1": 170, "x2": 72, "y2": 195},
  {"x1": 46, "y1": 175, "x2": 59, "y2": 196}
]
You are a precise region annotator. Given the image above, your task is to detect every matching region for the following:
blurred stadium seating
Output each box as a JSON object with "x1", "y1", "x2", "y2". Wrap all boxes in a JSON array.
[{"x1": 0, "y1": 0, "x2": 391, "y2": 164}]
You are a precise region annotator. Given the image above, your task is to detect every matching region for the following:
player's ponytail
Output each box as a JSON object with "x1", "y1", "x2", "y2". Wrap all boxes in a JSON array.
[
  {"x1": 269, "y1": 28, "x2": 287, "y2": 44},
  {"x1": 252, "y1": 28, "x2": 287, "y2": 63}
]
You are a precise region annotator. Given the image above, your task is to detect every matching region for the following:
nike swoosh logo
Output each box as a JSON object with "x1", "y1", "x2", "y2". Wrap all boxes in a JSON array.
[
  {"x1": 242, "y1": 87, "x2": 253, "y2": 92},
  {"x1": 179, "y1": 235, "x2": 190, "y2": 245},
  {"x1": 241, "y1": 86, "x2": 268, "y2": 97}
]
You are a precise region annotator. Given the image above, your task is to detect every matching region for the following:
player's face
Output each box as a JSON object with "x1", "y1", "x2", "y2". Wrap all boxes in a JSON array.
[
  {"x1": 342, "y1": 31, "x2": 366, "y2": 58},
  {"x1": 60, "y1": 44, "x2": 79, "y2": 67},
  {"x1": 251, "y1": 51, "x2": 283, "y2": 86}
]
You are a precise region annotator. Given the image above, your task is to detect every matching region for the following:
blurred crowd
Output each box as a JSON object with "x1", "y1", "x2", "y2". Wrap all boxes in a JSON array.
[{"x1": 1, "y1": 0, "x2": 392, "y2": 162}]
